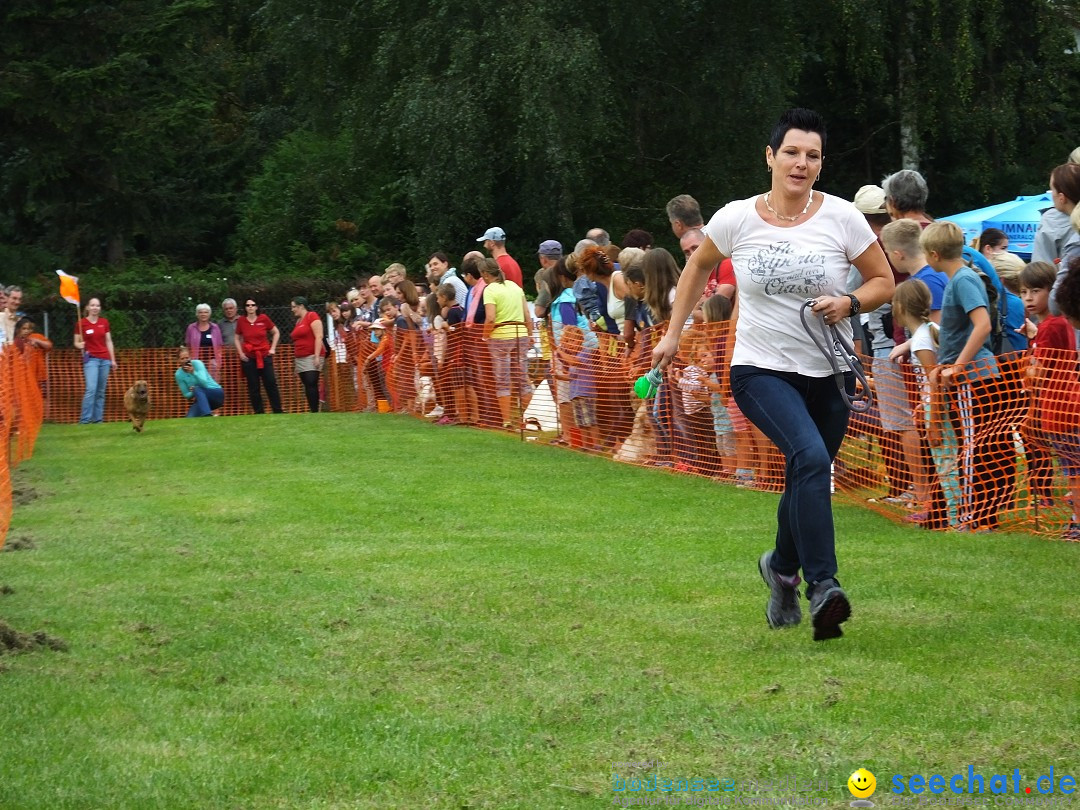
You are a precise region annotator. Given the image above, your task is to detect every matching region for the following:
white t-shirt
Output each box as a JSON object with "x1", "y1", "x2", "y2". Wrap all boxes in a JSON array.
[
  {"x1": 909, "y1": 321, "x2": 939, "y2": 407},
  {"x1": 704, "y1": 192, "x2": 876, "y2": 376}
]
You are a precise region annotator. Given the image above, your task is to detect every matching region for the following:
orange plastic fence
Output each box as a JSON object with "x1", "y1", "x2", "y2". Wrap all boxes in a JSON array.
[
  {"x1": 35, "y1": 323, "x2": 1080, "y2": 541},
  {"x1": 1, "y1": 342, "x2": 47, "y2": 547}
]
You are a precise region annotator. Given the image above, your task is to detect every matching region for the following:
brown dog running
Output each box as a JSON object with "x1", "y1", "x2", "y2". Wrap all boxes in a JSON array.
[{"x1": 124, "y1": 381, "x2": 151, "y2": 432}]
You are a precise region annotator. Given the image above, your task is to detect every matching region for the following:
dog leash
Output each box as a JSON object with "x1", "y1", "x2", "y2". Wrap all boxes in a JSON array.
[
  {"x1": 799, "y1": 299, "x2": 873, "y2": 413},
  {"x1": 634, "y1": 367, "x2": 663, "y2": 399}
]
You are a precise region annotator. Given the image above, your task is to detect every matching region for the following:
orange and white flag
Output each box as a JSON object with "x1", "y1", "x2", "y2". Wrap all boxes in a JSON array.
[{"x1": 56, "y1": 269, "x2": 80, "y2": 307}]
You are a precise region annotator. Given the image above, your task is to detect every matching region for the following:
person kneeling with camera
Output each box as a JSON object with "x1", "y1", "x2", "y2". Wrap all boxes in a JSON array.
[{"x1": 175, "y1": 346, "x2": 225, "y2": 417}]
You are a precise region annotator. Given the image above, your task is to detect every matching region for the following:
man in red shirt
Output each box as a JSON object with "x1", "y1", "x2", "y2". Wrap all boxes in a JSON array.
[{"x1": 477, "y1": 226, "x2": 523, "y2": 287}]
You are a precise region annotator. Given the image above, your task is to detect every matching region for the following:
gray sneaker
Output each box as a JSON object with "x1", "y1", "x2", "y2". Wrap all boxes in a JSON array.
[
  {"x1": 758, "y1": 551, "x2": 801, "y2": 628},
  {"x1": 808, "y1": 578, "x2": 851, "y2": 641}
]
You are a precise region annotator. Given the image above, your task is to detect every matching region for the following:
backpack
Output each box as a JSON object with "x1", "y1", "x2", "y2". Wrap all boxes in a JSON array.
[{"x1": 969, "y1": 264, "x2": 1005, "y2": 354}]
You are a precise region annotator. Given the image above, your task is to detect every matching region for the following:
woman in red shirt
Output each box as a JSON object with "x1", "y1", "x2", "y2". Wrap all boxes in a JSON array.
[
  {"x1": 290, "y1": 296, "x2": 324, "y2": 413},
  {"x1": 234, "y1": 299, "x2": 283, "y2": 414},
  {"x1": 73, "y1": 297, "x2": 117, "y2": 424}
]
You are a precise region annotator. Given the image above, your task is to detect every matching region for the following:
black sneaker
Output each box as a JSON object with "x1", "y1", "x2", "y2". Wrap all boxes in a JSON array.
[
  {"x1": 808, "y1": 578, "x2": 850, "y2": 641},
  {"x1": 758, "y1": 551, "x2": 801, "y2": 629}
]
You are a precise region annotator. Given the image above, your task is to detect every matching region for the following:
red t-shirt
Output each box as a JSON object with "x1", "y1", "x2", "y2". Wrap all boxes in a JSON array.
[
  {"x1": 79, "y1": 317, "x2": 111, "y2": 359},
  {"x1": 1034, "y1": 315, "x2": 1080, "y2": 434},
  {"x1": 235, "y1": 314, "x2": 276, "y2": 352},
  {"x1": 496, "y1": 254, "x2": 523, "y2": 287},
  {"x1": 703, "y1": 259, "x2": 736, "y2": 298},
  {"x1": 290, "y1": 310, "x2": 320, "y2": 358}
]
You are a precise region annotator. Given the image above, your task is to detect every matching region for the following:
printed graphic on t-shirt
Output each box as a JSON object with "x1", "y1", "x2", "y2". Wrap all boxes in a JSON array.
[{"x1": 747, "y1": 241, "x2": 827, "y2": 296}]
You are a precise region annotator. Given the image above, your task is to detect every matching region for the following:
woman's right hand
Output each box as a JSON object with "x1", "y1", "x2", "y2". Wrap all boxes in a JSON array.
[
  {"x1": 651, "y1": 332, "x2": 680, "y2": 371},
  {"x1": 238, "y1": 352, "x2": 248, "y2": 362}
]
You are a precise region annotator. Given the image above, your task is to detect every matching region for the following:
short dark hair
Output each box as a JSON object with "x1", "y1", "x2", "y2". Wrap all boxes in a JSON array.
[
  {"x1": 621, "y1": 229, "x2": 654, "y2": 250},
  {"x1": 461, "y1": 254, "x2": 484, "y2": 281},
  {"x1": 1018, "y1": 261, "x2": 1057, "y2": 291},
  {"x1": 429, "y1": 251, "x2": 450, "y2": 264},
  {"x1": 769, "y1": 108, "x2": 827, "y2": 154},
  {"x1": 623, "y1": 264, "x2": 645, "y2": 285},
  {"x1": 291, "y1": 296, "x2": 309, "y2": 309}
]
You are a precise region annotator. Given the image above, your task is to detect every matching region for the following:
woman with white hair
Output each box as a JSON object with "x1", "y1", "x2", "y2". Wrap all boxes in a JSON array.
[{"x1": 185, "y1": 303, "x2": 223, "y2": 380}]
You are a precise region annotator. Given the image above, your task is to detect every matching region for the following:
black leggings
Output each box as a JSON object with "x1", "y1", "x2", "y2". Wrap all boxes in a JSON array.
[
  {"x1": 242, "y1": 357, "x2": 283, "y2": 414},
  {"x1": 299, "y1": 370, "x2": 320, "y2": 413}
]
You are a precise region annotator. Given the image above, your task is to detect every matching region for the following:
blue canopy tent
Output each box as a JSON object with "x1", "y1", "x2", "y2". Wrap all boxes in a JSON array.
[
  {"x1": 982, "y1": 195, "x2": 1054, "y2": 258},
  {"x1": 939, "y1": 193, "x2": 1051, "y2": 258}
]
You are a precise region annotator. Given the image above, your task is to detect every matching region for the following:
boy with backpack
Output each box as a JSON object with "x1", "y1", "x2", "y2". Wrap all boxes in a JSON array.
[{"x1": 923, "y1": 222, "x2": 1016, "y2": 531}]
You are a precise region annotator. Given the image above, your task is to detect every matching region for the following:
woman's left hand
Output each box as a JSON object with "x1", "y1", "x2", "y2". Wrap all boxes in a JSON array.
[{"x1": 811, "y1": 295, "x2": 850, "y2": 326}]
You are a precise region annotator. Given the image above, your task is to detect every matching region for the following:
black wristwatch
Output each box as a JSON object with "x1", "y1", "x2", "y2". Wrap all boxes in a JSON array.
[{"x1": 846, "y1": 294, "x2": 862, "y2": 317}]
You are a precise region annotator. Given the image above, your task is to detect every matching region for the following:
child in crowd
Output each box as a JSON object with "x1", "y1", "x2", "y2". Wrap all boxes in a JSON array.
[
  {"x1": 1018, "y1": 260, "x2": 1080, "y2": 537},
  {"x1": 437, "y1": 282, "x2": 476, "y2": 425},
  {"x1": 892, "y1": 279, "x2": 961, "y2": 528},
  {"x1": 673, "y1": 330, "x2": 720, "y2": 476},
  {"x1": 13, "y1": 317, "x2": 52, "y2": 396},
  {"x1": 360, "y1": 297, "x2": 398, "y2": 410},
  {"x1": 923, "y1": 222, "x2": 1010, "y2": 531},
  {"x1": 553, "y1": 325, "x2": 600, "y2": 451},
  {"x1": 698, "y1": 293, "x2": 762, "y2": 484},
  {"x1": 392, "y1": 284, "x2": 421, "y2": 414}
]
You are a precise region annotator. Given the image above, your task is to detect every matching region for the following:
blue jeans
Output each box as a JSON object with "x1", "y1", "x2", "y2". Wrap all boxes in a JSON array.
[
  {"x1": 186, "y1": 385, "x2": 224, "y2": 417},
  {"x1": 730, "y1": 365, "x2": 852, "y2": 585},
  {"x1": 80, "y1": 356, "x2": 112, "y2": 423}
]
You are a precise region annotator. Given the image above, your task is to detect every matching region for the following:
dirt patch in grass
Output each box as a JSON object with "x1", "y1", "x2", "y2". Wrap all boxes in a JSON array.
[
  {"x1": 1, "y1": 535, "x2": 36, "y2": 552},
  {"x1": 12, "y1": 484, "x2": 39, "y2": 506},
  {"x1": 0, "y1": 620, "x2": 68, "y2": 654}
]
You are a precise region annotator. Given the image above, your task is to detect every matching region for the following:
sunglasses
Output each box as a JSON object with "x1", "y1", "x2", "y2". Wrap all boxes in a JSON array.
[{"x1": 245, "y1": 303, "x2": 257, "y2": 307}]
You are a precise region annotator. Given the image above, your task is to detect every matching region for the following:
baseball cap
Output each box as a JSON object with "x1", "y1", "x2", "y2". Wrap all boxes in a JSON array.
[
  {"x1": 477, "y1": 226, "x2": 506, "y2": 242},
  {"x1": 538, "y1": 239, "x2": 563, "y2": 257},
  {"x1": 853, "y1": 185, "x2": 888, "y2": 215}
]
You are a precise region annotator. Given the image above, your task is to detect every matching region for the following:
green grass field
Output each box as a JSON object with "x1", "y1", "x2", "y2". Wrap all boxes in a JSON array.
[{"x1": 1, "y1": 416, "x2": 1078, "y2": 809}]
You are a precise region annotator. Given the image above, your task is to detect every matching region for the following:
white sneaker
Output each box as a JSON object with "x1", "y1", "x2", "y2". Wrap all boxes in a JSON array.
[{"x1": 425, "y1": 405, "x2": 445, "y2": 419}]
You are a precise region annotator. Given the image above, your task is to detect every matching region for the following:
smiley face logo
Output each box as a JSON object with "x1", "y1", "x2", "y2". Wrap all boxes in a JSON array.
[{"x1": 848, "y1": 768, "x2": 876, "y2": 799}]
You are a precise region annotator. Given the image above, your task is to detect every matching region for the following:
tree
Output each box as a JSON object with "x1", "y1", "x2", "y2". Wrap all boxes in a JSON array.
[{"x1": 0, "y1": 0, "x2": 262, "y2": 270}]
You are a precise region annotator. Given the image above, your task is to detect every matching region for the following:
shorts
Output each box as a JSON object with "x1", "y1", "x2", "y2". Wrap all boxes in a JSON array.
[
  {"x1": 554, "y1": 377, "x2": 571, "y2": 406},
  {"x1": 711, "y1": 397, "x2": 733, "y2": 436},
  {"x1": 572, "y1": 397, "x2": 597, "y2": 428}
]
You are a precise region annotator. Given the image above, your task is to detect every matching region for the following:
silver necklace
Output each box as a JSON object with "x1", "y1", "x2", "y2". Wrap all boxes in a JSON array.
[{"x1": 764, "y1": 190, "x2": 814, "y2": 222}]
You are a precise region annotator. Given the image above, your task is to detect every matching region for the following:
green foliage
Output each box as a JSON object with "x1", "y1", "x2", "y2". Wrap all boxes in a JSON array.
[
  {"x1": 798, "y1": 0, "x2": 1080, "y2": 206},
  {"x1": 0, "y1": 0, "x2": 267, "y2": 268},
  {"x1": 232, "y1": 129, "x2": 401, "y2": 275},
  {"x1": 3, "y1": 0, "x2": 1080, "y2": 276}
]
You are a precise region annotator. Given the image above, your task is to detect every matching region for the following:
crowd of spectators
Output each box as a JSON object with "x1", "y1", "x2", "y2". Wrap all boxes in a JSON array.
[{"x1": 4, "y1": 151, "x2": 1080, "y2": 536}]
